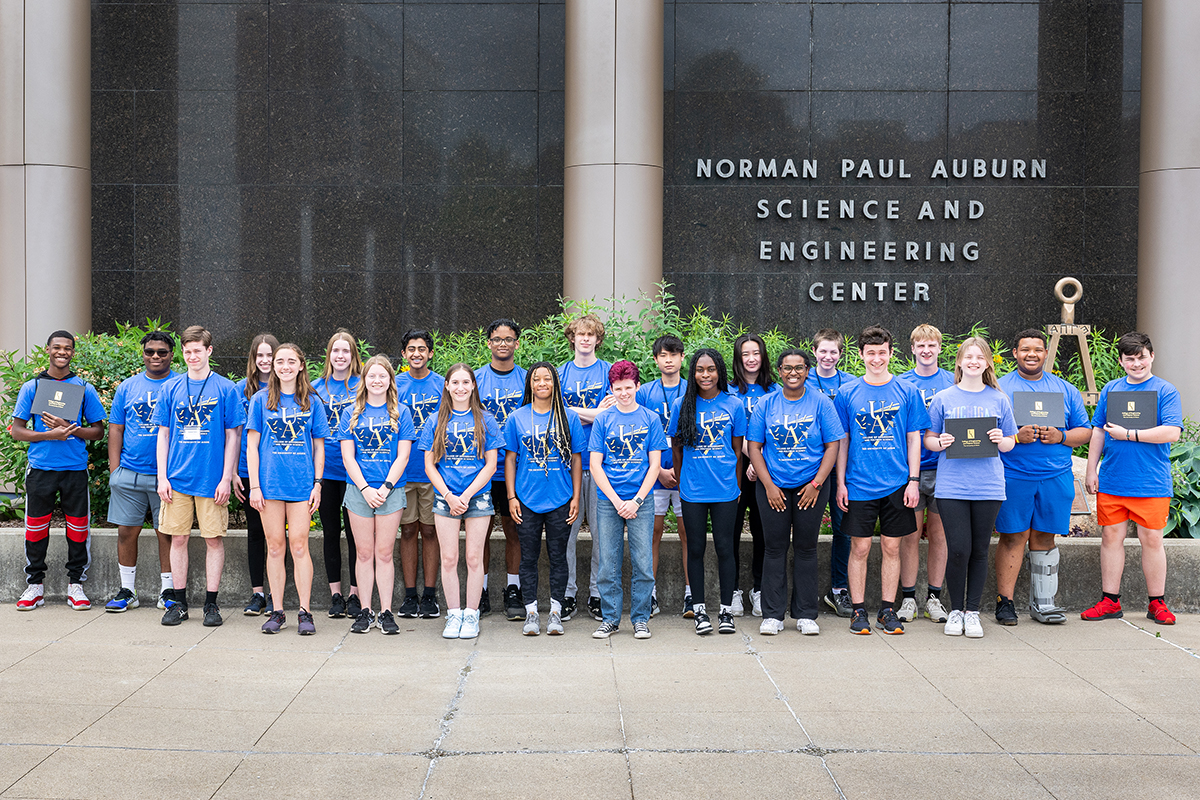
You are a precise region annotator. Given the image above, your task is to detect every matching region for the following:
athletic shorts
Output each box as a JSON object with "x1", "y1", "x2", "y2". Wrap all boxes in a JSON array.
[
  {"x1": 160, "y1": 492, "x2": 228, "y2": 538},
  {"x1": 433, "y1": 488, "x2": 494, "y2": 520},
  {"x1": 914, "y1": 469, "x2": 939, "y2": 514},
  {"x1": 995, "y1": 471, "x2": 1074, "y2": 537},
  {"x1": 401, "y1": 482, "x2": 435, "y2": 526},
  {"x1": 343, "y1": 483, "x2": 407, "y2": 518},
  {"x1": 107, "y1": 467, "x2": 162, "y2": 528},
  {"x1": 490, "y1": 480, "x2": 512, "y2": 518},
  {"x1": 1096, "y1": 493, "x2": 1170, "y2": 530},
  {"x1": 844, "y1": 484, "x2": 917, "y2": 539},
  {"x1": 26, "y1": 468, "x2": 89, "y2": 519},
  {"x1": 654, "y1": 488, "x2": 682, "y2": 517}
]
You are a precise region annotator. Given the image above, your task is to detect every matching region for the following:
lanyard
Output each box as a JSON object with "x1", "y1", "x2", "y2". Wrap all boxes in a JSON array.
[
  {"x1": 658, "y1": 381, "x2": 682, "y2": 422},
  {"x1": 815, "y1": 371, "x2": 843, "y2": 398},
  {"x1": 187, "y1": 372, "x2": 212, "y2": 419}
]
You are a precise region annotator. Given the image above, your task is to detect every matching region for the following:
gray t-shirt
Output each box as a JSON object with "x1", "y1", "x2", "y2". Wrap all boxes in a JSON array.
[{"x1": 928, "y1": 384, "x2": 1017, "y2": 501}]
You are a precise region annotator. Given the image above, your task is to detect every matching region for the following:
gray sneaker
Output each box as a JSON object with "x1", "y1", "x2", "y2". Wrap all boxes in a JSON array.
[
  {"x1": 261, "y1": 610, "x2": 286, "y2": 634},
  {"x1": 824, "y1": 590, "x2": 852, "y2": 618},
  {"x1": 523, "y1": 611, "x2": 540, "y2": 636},
  {"x1": 297, "y1": 609, "x2": 316, "y2": 636},
  {"x1": 202, "y1": 602, "x2": 223, "y2": 627},
  {"x1": 547, "y1": 611, "x2": 564, "y2": 635}
]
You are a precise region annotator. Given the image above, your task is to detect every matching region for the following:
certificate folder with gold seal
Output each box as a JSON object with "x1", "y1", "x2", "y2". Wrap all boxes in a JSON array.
[
  {"x1": 30, "y1": 380, "x2": 85, "y2": 421},
  {"x1": 1106, "y1": 392, "x2": 1157, "y2": 430},
  {"x1": 944, "y1": 417, "x2": 998, "y2": 459},
  {"x1": 1012, "y1": 392, "x2": 1065, "y2": 428}
]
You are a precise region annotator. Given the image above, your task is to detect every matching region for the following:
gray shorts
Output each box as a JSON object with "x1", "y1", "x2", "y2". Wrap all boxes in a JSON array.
[
  {"x1": 107, "y1": 466, "x2": 161, "y2": 528},
  {"x1": 433, "y1": 488, "x2": 494, "y2": 520},
  {"x1": 343, "y1": 483, "x2": 407, "y2": 518},
  {"x1": 914, "y1": 469, "x2": 939, "y2": 515}
]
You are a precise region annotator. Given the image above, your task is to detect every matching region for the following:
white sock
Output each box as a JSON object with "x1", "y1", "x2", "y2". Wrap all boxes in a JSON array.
[
  {"x1": 483, "y1": 575, "x2": 489, "y2": 590},
  {"x1": 720, "y1": 604, "x2": 733, "y2": 614},
  {"x1": 550, "y1": 598, "x2": 562, "y2": 616},
  {"x1": 652, "y1": 585, "x2": 658, "y2": 599},
  {"x1": 525, "y1": 601, "x2": 538, "y2": 614},
  {"x1": 160, "y1": 572, "x2": 173, "y2": 592},
  {"x1": 119, "y1": 565, "x2": 136, "y2": 592},
  {"x1": 507, "y1": 573, "x2": 520, "y2": 588},
  {"x1": 684, "y1": 584, "x2": 691, "y2": 597}
]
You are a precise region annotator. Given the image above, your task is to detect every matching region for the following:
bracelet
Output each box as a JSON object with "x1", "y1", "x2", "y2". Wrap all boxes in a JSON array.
[
  {"x1": 508, "y1": 496, "x2": 516, "y2": 501},
  {"x1": 250, "y1": 484, "x2": 259, "y2": 490},
  {"x1": 811, "y1": 479, "x2": 822, "y2": 490},
  {"x1": 1134, "y1": 430, "x2": 1139, "y2": 442}
]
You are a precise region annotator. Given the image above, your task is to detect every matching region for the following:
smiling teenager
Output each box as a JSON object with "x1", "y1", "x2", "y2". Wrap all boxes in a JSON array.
[{"x1": 232, "y1": 334, "x2": 278, "y2": 616}]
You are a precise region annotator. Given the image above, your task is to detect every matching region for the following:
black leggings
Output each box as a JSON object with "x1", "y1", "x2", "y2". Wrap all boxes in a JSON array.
[
  {"x1": 757, "y1": 481, "x2": 828, "y2": 621},
  {"x1": 681, "y1": 499, "x2": 739, "y2": 609},
  {"x1": 320, "y1": 479, "x2": 355, "y2": 588},
  {"x1": 938, "y1": 498, "x2": 1002, "y2": 613},
  {"x1": 516, "y1": 501, "x2": 571, "y2": 606},
  {"x1": 733, "y1": 474, "x2": 764, "y2": 592},
  {"x1": 240, "y1": 476, "x2": 266, "y2": 589}
]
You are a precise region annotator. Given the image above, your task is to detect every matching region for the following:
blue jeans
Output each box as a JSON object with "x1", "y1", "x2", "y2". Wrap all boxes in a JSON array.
[
  {"x1": 826, "y1": 479, "x2": 849, "y2": 591},
  {"x1": 594, "y1": 495, "x2": 655, "y2": 625}
]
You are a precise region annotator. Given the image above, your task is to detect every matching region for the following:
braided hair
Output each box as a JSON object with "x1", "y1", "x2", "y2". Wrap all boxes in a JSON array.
[
  {"x1": 673, "y1": 348, "x2": 729, "y2": 448},
  {"x1": 521, "y1": 362, "x2": 573, "y2": 465}
]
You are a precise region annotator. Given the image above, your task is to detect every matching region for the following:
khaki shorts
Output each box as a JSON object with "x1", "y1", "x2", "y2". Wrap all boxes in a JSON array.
[
  {"x1": 401, "y1": 482, "x2": 435, "y2": 526},
  {"x1": 160, "y1": 492, "x2": 229, "y2": 539}
]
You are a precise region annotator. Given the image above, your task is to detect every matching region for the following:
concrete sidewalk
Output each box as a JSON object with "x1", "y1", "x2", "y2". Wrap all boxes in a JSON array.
[{"x1": 2, "y1": 605, "x2": 1199, "y2": 799}]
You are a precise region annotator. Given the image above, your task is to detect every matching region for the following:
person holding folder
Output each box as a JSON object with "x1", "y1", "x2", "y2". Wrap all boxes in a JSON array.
[
  {"x1": 1083, "y1": 332, "x2": 1182, "y2": 625},
  {"x1": 923, "y1": 337, "x2": 1017, "y2": 639}
]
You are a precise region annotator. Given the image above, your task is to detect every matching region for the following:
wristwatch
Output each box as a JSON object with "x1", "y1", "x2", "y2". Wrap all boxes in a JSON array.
[
  {"x1": 908, "y1": 475, "x2": 920, "y2": 482},
  {"x1": 383, "y1": 480, "x2": 395, "y2": 491},
  {"x1": 634, "y1": 496, "x2": 644, "y2": 506},
  {"x1": 810, "y1": 479, "x2": 822, "y2": 490}
]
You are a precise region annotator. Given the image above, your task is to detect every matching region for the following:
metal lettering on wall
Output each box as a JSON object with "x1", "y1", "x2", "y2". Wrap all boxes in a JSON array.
[{"x1": 695, "y1": 156, "x2": 1046, "y2": 304}]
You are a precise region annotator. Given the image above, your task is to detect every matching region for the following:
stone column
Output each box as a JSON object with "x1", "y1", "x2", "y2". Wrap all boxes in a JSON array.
[
  {"x1": 562, "y1": 0, "x2": 663, "y2": 306},
  {"x1": 1137, "y1": 0, "x2": 1200, "y2": 415},
  {"x1": 0, "y1": 0, "x2": 92, "y2": 356}
]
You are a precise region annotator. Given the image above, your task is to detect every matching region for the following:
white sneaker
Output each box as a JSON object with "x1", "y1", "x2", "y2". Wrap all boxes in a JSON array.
[
  {"x1": 758, "y1": 618, "x2": 784, "y2": 636},
  {"x1": 17, "y1": 583, "x2": 44, "y2": 611},
  {"x1": 66, "y1": 583, "x2": 91, "y2": 611},
  {"x1": 750, "y1": 589, "x2": 762, "y2": 617},
  {"x1": 459, "y1": 609, "x2": 480, "y2": 639},
  {"x1": 796, "y1": 618, "x2": 820, "y2": 635},
  {"x1": 924, "y1": 595, "x2": 949, "y2": 623},
  {"x1": 730, "y1": 590, "x2": 744, "y2": 617},
  {"x1": 897, "y1": 597, "x2": 917, "y2": 622},
  {"x1": 442, "y1": 609, "x2": 463, "y2": 639},
  {"x1": 523, "y1": 611, "x2": 540, "y2": 636},
  {"x1": 547, "y1": 612, "x2": 564, "y2": 635},
  {"x1": 964, "y1": 611, "x2": 984, "y2": 638},
  {"x1": 944, "y1": 609, "x2": 964, "y2": 636}
]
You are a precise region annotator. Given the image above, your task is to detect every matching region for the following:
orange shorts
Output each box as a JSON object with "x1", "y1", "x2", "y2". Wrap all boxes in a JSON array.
[{"x1": 1096, "y1": 493, "x2": 1170, "y2": 530}]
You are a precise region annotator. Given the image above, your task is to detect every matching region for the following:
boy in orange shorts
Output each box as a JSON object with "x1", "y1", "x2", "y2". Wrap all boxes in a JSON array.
[{"x1": 1083, "y1": 332, "x2": 1182, "y2": 624}]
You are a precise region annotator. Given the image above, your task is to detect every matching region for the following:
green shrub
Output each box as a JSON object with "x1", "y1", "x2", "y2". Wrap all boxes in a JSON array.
[{"x1": 1168, "y1": 418, "x2": 1200, "y2": 539}]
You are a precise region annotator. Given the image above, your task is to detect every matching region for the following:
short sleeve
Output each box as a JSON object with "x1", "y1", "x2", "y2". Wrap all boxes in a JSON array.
[
  {"x1": 151, "y1": 381, "x2": 175, "y2": 427},
  {"x1": 731, "y1": 399, "x2": 748, "y2": 437},
  {"x1": 1160, "y1": 383, "x2": 1184, "y2": 427},
  {"x1": 1065, "y1": 386, "x2": 1090, "y2": 429},
  {"x1": 311, "y1": 398, "x2": 331, "y2": 439},
  {"x1": 485, "y1": 415, "x2": 504, "y2": 451},
  {"x1": 109, "y1": 382, "x2": 128, "y2": 426},
  {"x1": 504, "y1": 414, "x2": 520, "y2": 453},
  {"x1": 226, "y1": 383, "x2": 247, "y2": 429},
  {"x1": 417, "y1": 418, "x2": 436, "y2": 452},
  {"x1": 588, "y1": 415, "x2": 606, "y2": 454},
  {"x1": 834, "y1": 391, "x2": 850, "y2": 431},
  {"x1": 646, "y1": 414, "x2": 668, "y2": 452},
  {"x1": 666, "y1": 398, "x2": 682, "y2": 437},
  {"x1": 82, "y1": 385, "x2": 108, "y2": 425},
  {"x1": 12, "y1": 381, "x2": 34, "y2": 422},
  {"x1": 1091, "y1": 384, "x2": 1111, "y2": 428},
  {"x1": 397, "y1": 406, "x2": 417, "y2": 441},
  {"x1": 998, "y1": 393, "x2": 1018, "y2": 436},
  {"x1": 248, "y1": 394, "x2": 265, "y2": 432},
  {"x1": 568, "y1": 411, "x2": 587, "y2": 453},
  {"x1": 819, "y1": 397, "x2": 846, "y2": 443},
  {"x1": 927, "y1": 395, "x2": 945, "y2": 434},
  {"x1": 906, "y1": 386, "x2": 931, "y2": 432},
  {"x1": 747, "y1": 402, "x2": 767, "y2": 444}
]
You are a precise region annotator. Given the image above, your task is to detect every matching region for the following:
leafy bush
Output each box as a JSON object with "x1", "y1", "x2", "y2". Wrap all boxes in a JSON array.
[{"x1": 1168, "y1": 418, "x2": 1200, "y2": 539}]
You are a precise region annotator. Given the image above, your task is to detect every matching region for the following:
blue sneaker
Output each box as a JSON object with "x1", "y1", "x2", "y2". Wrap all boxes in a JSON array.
[{"x1": 105, "y1": 588, "x2": 139, "y2": 613}]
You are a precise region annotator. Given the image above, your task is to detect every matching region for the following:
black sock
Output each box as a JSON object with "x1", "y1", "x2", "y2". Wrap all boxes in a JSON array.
[
  {"x1": 852, "y1": 602, "x2": 865, "y2": 613},
  {"x1": 1103, "y1": 591, "x2": 1121, "y2": 603},
  {"x1": 1149, "y1": 595, "x2": 1164, "y2": 604},
  {"x1": 423, "y1": 586, "x2": 437, "y2": 598},
  {"x1": 406, "y1": 586, "x2": 418, "y2": 598},
  {"x1": 173, "y1": 588, "x2": 186, "y2": 606},
  {"x1": 901, "y1": 586, "x2": 916, "y2": 600},
  {"x1": 879, "y1": 600, "x2": 893, "y2": 611},
  {"x1": 927, "y1": 584, "x2": 941, "y2": 600},
  {"x1": 205, "y1": 591, "x2": 218, "y2": 606},
  {"x1": 997, "y1": 594, "x2": 1011, "y2": 602}
]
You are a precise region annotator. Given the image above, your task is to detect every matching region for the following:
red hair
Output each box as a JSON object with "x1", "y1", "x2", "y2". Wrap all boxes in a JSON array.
[{"x1": 608, "y1": 360, "x2": 639, "y2": 384}]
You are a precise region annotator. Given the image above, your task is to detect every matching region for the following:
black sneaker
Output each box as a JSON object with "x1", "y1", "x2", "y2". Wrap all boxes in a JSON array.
[
  {"x1": 849, "y1": 608, "x2": 871, "y2": 635},
  {"x1": 378, "y1": 609, "x2": 400, "y2": 635},
  {"x1": 345, "y1": 594, "x2": 362, "y2": 618},
  {"x1": 328, "y1": 593, "x2": 347, "y2": 619},
  {"x1": 478, "y1": 590, "x2": 492, "y2": 616},
  {"x1": 718, "y1": 610, "x2": 736, "y2": 634},
  {"x1": 876, "y1": 607, "x2": 905, "y2": 635},
  {"x1": 243, "y1": 592, "x2": 267, "y2": 616},
  {"x1": 650, "y1": 596, "x2": 661, "y2": 617},
  {"x1": 682, "y1": 594, "x2": 694, "y2": 619},
  {"x1": 824, "y1": 590, "x2": 852, "y2": 618},
  {"x1": 503, "y1": 584, "x2": 524, "y2": 621},
  {"x1": 202, "y1": 602, "x2": 223, "y2": 627},
  {"x1": 587, "y1": 596, "x2": 603, "y2": 621},
  {"x1": 995, "y1": 595, "x2": 1019, "y2": 626},
  {"x1": 561, "y1": 595, "x2": 576, "y2": 621},
  {"x1": 265, "y1": 593, "x2": 274, "y2": 614},
  {"x1": 419, "y1": 593, "x2": 440, "y2": 619},
  {"x1": 161, "y1": 603, "x2": 188, "y2": 626},
  {"x1": 350, "y1": 608, "x2": 375, "y2": 634},
  {"x1": 694, "y1": 609, "x2": 713, "y2": 635},
  {"x1": 398, "y1": 595, "x2": 420, "y2": 619}
]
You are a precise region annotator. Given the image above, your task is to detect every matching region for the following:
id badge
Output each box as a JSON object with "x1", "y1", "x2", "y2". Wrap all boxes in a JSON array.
[{"x1": 183, "y1": 426, "x2": 202, "y2": 441}]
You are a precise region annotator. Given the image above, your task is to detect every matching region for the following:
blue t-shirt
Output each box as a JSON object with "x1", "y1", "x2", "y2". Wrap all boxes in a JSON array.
[
  {"x1": 805, "y1": 368, "x2": 855, "y2": 402},
  {"x1": 247, "y1": 392, "x2": 331, "y2": 502},
  {"x1": 395, "y1": 370, "x2": 444, "y2": 484},
  {"x1": 928, "y1": 384, "x2": 1018, "y2": 501},
  {"x1": 589, "y1": 405, "x2": 669, "y2": 501},
  {"x1": 313, "y1": 376, "x2": 361, "y2": 483},
  {"x1": 558, "y1": 359, "x2": 612, "y2": 446},
  {"x1": 635, "y1": 378, "x2": 687, "y2": 489},
  {"x1": 1091, "y1": 375, "x2": 1183, "y2": 498},
  {"x1": 729, "y1": 382, "x2": 778, "y2": 420},
  {"x1": 417, "y1": 409, "x2": 504, "y2": 496},
  {"x1": 747, "y1": 389, "x2": 846, "y2": 489},
  {"x1": 474, "y1": 364, "x2": 528, "y2": 430},
  {"x1": 998, "y1": 371, "x2": 1091, "y2": 480},
  {"x1": 234, "y1": 378, "x2": 267, "y2": 479},
  {"x1": 13, "y1": 375, "x2": 108, "y2": 472},
  {"x1": 339, "y1": 403, "x2": 418, "y2": 489},
  {"x1": 834, "y1": 376, "x2": 931, "y2": 501},
  {"x1": 898, "y1": 368, "x2": 956, "y2": 470},
  {"x1": 667, "y1": 392, "x2": 748, "y2": 503},
  {"x1": 504, "y1": 405, "x2": 587, "y2": 513},
  {"x1": 108, "y1": 371, "x2": 178, "y2": 474},
  {"x1": 152, "y1": 372, "x2": 245, "y2": 498}
]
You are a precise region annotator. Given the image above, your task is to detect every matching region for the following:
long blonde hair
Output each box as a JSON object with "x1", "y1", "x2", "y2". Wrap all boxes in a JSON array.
[
  {"x1": 244, "y1": 333, "x2": 279, "y2": 402},
  {"x1": 954, "y1": 336, "x2": 999, "y2": 390},
  {"x1": 429, "y1": 363, "x2": 486, "y2": 464},
  {"x1": 266, "y1": 343, "x2": 316, "y2": 411},
  {"x1": 347, "y1": 355, "x2": 400, "y2": 431},
  {"x1": 320, "y1": 329, "x2": 362, "y2": 387}
]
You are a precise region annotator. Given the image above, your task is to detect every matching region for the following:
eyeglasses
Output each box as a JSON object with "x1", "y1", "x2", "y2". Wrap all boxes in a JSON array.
[
  {"x1": 144, "y1": 349, "x2": 172, "y2": 357},
  {"x1": 778, "y1": 365, "x2": 808, "y2": 375},
  {"x1": 489, "y1": 337, "x2": 517, "y2": 345},
  {"x1": 405, "y1": 347, "x2": 429, "y2": 354}
]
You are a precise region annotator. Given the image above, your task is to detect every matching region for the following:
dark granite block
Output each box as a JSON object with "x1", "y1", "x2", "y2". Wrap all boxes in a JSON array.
[
  {"x1": 92, "y1": 92, "x2": 136, "y2": 185},
  {"x1": 404, "y1": 185, "x2": 539, "y2": 275},
  {"x1": 133, "y1": 5, "x2": 179, "y2": 91},
  {"x1": 673, "y1": 92, "x2": 808, "y2": 186},
  {"x1": 133, "y1": 185, "x2": 179, "y2": 272},
  {"x1": 951, "y1": 4, "x2": 1039, "y2": 91},
  {"x1": 1122, "y1": 2, "x2": 1142, "y2": 92},
  {"x1": 92, "y1": 184, "x2": 135, "y2": 272},
  {"x1": 176, "y1": 4, "x2": 267, "y2": 91},
  {"x1": 811, "y1": 92, "x2": 946, "y2": 187},
  {"x1": 267, "y1": 92, "x2": 403, "y2": 186},
  {"x1": 540, "y1": 3, "x2": 565, "y2": 92},
  {"x1": 949, "y1": 186, "x2": 1085, "y2": 280},
  {"x1": 1086, "y1": 0, "x2": 1129, "y2": 92},
  {"x1": 948, "y1": 91, "x2": 1086, "y2": 187},
  {"x1": 537, "y1": 186, "x2": 564, "y2": 270},
  {"x1": 268, "y1": 4, "x2": 403, "y2": 92},
  {"x1": 663, "y1": 3, "x2": 675, "y2": 92},
  {"x1": 539, "y1": 92, "x2": 565, "y2": 187},
  {"x1": 404, "y1": 4, "x2": 538, "y2": 91},
  {"x1": 812, "y1": 3, "x2": 947, "y2": 91},
  {"x1": 92, "y1": 273, "x2": 139, "y2": 333},
  {"x1": 676, "y1": 3, "x2": 808, "y2": 91},
  {"x1": 1083, "y1": 188, "x2": 1138, "y2": 275},
  {"x1": 92, "y1": 5, "x2": 139, "y2": 91},
  {"x1": 1035, "y1": 1, "x2": 1088, "y2": 92},
  {"x1": 1084, "y1": 91, "x2": 1139, "y2": 187},
  {"x1": 403, "y1": 91, "x2": 538, "y2": 186},
  {"x1": 662, "y1": 90, "x2": 675, "y2": 186},
  {"x1": 134, "y1": 91, "x2": 179, "y2": 184},
  {"x1": 178, "y1": 92, "x2": 268, "y2": 185}
]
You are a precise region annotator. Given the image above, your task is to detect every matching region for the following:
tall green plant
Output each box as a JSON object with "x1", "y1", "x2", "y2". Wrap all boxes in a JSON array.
[{"x1": 1167, "y1": 418, "x2": 1200, "y2": 539}]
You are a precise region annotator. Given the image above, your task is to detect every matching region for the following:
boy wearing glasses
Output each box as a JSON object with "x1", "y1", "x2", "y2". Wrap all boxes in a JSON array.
[
  {"x1": 475, "y1": 319, "x2": 528, "y2": 619},
  {"x1": 104, "y1": 331, "x2": 180, "y2": 612}
]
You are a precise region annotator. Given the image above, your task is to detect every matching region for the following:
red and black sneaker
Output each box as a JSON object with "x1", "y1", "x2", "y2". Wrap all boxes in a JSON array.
[
  {"x1": 1147, "y1": 599, "x2": 1176, "y2": 626},
  {"x1": 1080, "y1": 596, "x2": 1123, "y2": 621}
]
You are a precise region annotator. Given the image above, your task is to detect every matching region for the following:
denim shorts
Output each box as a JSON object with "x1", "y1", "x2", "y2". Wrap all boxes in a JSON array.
[
  {"x1": 433, "y1": 489, "x2": 494, "y2": 520},
  {"x1": 343, "y1": 483, "x2": 407, "y2": 517}
]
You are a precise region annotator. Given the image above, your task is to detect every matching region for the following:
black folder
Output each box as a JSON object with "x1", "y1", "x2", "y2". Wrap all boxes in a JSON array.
[
  {"x1": 30, "y1": 380, "x2": 85, "y2": 422},
  {"x1": 945, "y1": 416, "x2": 998, "y2": 459},
  {"x1": 1012, "y1": 392, "x2": 1065, "y2": 428},
  {"x1": 1106, "y1": 391, "x2": 1157, "y2": 430}
]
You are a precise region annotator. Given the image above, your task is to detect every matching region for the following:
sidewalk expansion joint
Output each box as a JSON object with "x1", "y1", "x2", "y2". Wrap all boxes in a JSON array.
[{"x1": 417, "y1": 650, "x2": 478, "y2": 799}]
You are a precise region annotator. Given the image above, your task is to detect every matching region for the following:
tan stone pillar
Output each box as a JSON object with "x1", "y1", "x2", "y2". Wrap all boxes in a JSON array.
[
  {"x1": 1137, "y1": 0, "x2": 1200, "y2": 415},
  {"x1": 563, "y1": 0, "x2": 663, "y2": 307},
  {"x1": 0, "y1": 0, "x2": 91, "y2": 356}
]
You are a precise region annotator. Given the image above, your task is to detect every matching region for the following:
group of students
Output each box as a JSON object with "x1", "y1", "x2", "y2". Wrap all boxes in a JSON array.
[{"x1": 12, "y1": 317, "x2": 1183, "y2": 640}]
